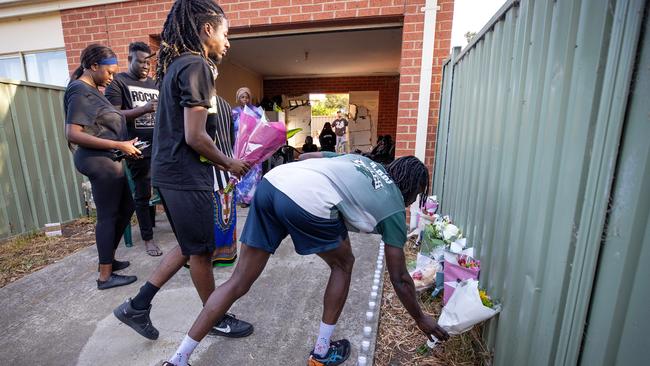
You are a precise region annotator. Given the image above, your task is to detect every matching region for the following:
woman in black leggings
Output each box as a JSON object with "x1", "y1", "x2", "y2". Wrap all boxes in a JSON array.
[{"x1": 64, "y1": 44, "x2": 140, "y2": 290}]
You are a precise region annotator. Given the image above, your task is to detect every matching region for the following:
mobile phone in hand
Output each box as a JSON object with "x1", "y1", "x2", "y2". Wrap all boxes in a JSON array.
[{"x1": 111, "y1": 140, "x2": 151, "y2": 161}]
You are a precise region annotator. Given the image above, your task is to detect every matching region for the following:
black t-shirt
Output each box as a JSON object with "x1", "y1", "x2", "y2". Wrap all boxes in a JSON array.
[
  {"x1": 302, "y1": 143, "x2": 318, "y2": 153},
  {"x1": 333, "y1": 118, "x2": 348, "y2": 136},
  {"x1": 319, "y1": 130, "x2": 337, "y2": 152},
  {"x1": 151, "y1": 54, "x2": 219, "y2": 191},
  {"x1": 64, "y1": 80, "x2": 127, "y2": 148},
  {"x1": 105, "y1": 72, "x2": 159, "y2": 156}
]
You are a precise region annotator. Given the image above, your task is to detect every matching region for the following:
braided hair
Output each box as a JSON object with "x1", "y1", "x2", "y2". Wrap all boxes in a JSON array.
[
  {"x1": 386, "y1": 156, "x2": 430, "y2": 207},
  {"x1": 69, "y1": 44, "x2": 116, "y2": 85},
  {"x1": 156, "y1": 0, "x2": 226, "y2": 84}
]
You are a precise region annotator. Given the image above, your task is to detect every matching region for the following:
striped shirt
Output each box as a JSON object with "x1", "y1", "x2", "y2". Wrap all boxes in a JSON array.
[{"x1": 208, "y1": 95, "x2": 235, "y2": 191}]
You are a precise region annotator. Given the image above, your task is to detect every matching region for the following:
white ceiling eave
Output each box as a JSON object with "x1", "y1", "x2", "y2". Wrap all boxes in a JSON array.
[
  {"x1": 0, "y1": 0, "x2": 128, "y2": 20},
  {"x1": 228, "y1": 27, "x2": 403, "y2": 79},
  {"x1": 263, "y1": 72, "x2": 400, "y2": 80}
]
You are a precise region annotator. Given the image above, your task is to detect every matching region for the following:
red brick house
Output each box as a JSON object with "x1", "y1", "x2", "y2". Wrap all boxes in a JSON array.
[{"x1": 1, "y1": 0, "x2": 454, "y2": 167}]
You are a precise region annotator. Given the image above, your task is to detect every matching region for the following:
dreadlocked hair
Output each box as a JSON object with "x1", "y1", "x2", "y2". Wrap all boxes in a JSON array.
[
  {"x1": 155, "y1": 0, "x2": 226, "y2": 84},
  {"x1": 386, "y1": 156, "x2": 430, "y2": 207}
]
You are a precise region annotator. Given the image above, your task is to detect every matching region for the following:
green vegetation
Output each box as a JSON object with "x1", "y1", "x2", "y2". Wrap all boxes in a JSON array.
[{"x1": 311, "y1": 94, "x2": 349, "y2": 116}]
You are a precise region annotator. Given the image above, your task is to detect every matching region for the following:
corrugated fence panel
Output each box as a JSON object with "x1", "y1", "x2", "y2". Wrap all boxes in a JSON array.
[
  {"x1": 579, "y1": 8, "x2": 650, "y2": 364},
  {"x1": 432, "y1": 47, "x2": 458, "y2": 200},
  {"x1": 0, "y1": 82, "x2": 32, "y2": 235},
  {"x1": 0, "y1": 79, "x2": 85, "y2": 239},
  {"x1": 432, "y1": 0, "x2": 649, "y2": 364}
]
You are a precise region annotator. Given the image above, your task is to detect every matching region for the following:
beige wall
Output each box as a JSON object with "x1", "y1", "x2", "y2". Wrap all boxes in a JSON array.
[
  {"x1": 216, "y1": 59, "x2": 263, "y2": 108},
  {"x1": 0, "y1": 13, "x2": 65, "y2": 54}
]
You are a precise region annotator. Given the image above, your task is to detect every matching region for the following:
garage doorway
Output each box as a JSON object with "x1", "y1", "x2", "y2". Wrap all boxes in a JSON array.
[
  {"x1": 306, "y1": 92, "x2": 378, "y2": 153},
  {"x1": 221, "y1": 24, "x2": 402, "y2": 152}
]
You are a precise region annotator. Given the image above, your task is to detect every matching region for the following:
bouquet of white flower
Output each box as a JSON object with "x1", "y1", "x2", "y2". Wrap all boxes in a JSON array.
[
  {"x1": 434, "y1": 215, "x2": 462, "y2": 243},
  {"x1": 421, "y1": 215, "x2": 462, "y2": 255},
  {"x1": 428, "y1": 279, "x2": 501, "y2": 348}
]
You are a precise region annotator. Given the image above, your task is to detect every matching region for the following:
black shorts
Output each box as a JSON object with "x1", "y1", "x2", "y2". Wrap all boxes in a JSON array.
[{"x1": 158, "y1": 187, "x2": 215, "y2": 256}]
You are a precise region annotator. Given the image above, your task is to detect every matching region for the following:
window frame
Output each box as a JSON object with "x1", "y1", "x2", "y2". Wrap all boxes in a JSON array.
[
  {"x1": 0, "y1": 48, "x2": 68, "y2": 86},
  {"x1": 0, "y1": 52, "x2": 27, "y2": 80}
]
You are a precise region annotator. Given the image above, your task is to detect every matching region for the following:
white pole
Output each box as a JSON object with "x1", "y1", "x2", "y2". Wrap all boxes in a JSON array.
[{"x1": 414, "y1": 0, "x2": 439, "y2": 161}]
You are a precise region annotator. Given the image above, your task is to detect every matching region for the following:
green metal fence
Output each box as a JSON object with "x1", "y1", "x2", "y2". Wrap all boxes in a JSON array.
[
  {"x1": 432, "y1": 0, "x2": 649, "y2": 365},
  {"x1": 0, "y1": 78, "x2": 85, "y2": 239}
]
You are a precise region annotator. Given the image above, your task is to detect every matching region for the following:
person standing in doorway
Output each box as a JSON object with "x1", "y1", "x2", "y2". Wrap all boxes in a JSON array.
[
  {"x1": 332, "y1": 110, "x2": 349, "y2": 153},
  {"x1": 319, "y1": 122, "x2": 337, "y2": 152},
  {"x1": 105, "y1": 41, "x2": 162, "y2": 257},
  {"x1": 64, "y1": 44, "x2": 140, "y2": 290},
  {"x1": 113, "y1": 0, "x2": 253, "y2": 341}
]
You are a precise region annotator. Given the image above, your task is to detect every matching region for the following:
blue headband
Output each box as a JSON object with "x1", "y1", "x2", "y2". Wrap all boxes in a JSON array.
[{"x1": 98, "y1": 57, "x2": 118, "y2": 65}]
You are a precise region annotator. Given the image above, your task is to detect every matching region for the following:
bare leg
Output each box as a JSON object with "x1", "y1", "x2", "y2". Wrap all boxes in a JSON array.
[
  {"x1": 187, "y1": 244, "x2": 270, "y2": 341},
  {"x1": 98, "y1": 264, "x2": 112, "y2": 281},
  {"x1": 144, "y1": 239, "x2": 163, "y2": 256},
  {"x1": 148, "y1": 246, "x2": 188, "y2": 288},
  {"x1": 316, "y1": 236, "x2": 355, "y2": 324},
  {"x1": 188, "y1": 252, "x2": 215, "y2": 305}
]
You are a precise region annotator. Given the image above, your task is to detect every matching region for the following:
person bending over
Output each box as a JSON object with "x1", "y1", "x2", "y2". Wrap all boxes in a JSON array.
[{"x1": 162, "y1": 152, "x2": 449, "y2": 366}]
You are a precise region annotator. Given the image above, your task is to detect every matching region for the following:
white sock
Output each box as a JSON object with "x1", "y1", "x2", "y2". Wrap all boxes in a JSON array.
[
  {"x1": 313, "y1": 321, "x2": 336, "y2": 357},
  {"x1": 168, "y1": 335, "x2": 199, "y2": 366}
]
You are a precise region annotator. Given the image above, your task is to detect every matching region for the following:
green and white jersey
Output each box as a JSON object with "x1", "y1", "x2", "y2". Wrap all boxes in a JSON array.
[{"x1": 264, "y1": 154, "x2": 407, "y2": 248}]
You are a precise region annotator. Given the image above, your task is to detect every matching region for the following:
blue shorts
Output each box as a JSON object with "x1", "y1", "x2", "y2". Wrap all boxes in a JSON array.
[{"x1": 240, "y1": 179, "x2": 348, "y2": 255}]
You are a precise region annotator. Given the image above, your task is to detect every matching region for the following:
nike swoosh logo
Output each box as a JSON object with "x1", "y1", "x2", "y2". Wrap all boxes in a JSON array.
[{"x1": 214, "y1": 324, "x2": 231, "y2": 333}]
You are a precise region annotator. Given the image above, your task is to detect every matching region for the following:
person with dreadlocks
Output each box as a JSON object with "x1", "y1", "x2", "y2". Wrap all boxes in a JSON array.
[
  {"x1": 160, "y1": 152, "x2": 449, "y2": 366},
  {"x1": 113, "y1": 0, "x2": 253, "y2": 342}
]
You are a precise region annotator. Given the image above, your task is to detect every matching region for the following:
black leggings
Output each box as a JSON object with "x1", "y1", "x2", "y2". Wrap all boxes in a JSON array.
[
  {"x1": 127, "y1": 157, "x2": 154, "y2": 241},
  {"x1": 74, "y1": 148, "x2": 135, "y2": 264}
]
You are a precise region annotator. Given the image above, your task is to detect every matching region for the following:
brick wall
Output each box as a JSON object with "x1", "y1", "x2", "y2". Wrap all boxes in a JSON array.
[
  {"x1": 396, "y1": 0, "x2": 454, "y2": 168},
  {"x1": 61, "y1": 1, "x2": 173, "y2": 71},
  {"x1": 61, "y1": 0, "x2": 454, "y2": 166},
  {"x1": 263, "y1": 76, "x2": 399, "y2": 138}
]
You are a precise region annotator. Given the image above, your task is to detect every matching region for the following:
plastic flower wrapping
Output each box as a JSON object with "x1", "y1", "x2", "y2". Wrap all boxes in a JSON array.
[
  {"x1": 224, "y1": 106, "x2": 287, "y2": 193},
  {"x1": 410, "y1": 207, "x2": 503, "y2": 349},
  {"x1": 423, "y1": 195, "x2": 439, "y2": 215},
  {"x1": 428, "y1": 279, "x2": 501, "y2": 349},
  {"x1": 409, "y1": 253, "x2": 441, "y2": 291}
]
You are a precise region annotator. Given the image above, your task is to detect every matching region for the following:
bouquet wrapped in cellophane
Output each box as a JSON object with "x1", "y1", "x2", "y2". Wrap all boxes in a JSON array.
[
  {"x1": 224, "y1": 105, "x2": 287, "y2": 193},
  {"x1": 428, "y1": 279, "x2": 501, "y2": 348}
]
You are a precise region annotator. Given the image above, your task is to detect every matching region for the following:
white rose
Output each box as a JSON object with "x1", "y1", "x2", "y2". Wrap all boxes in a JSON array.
[{"x1": 443, "y1": 223, "x2": 460, "y2": 241}]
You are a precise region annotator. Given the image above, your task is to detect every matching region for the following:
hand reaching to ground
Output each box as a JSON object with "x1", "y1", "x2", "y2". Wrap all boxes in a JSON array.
[{"x1": 417, "y1": 315, "x2": 450, "y2": 342}]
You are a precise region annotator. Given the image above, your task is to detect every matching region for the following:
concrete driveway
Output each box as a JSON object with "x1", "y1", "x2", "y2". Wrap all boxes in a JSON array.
[{"x1": 0, "y1": 208, "x2": 383, "y2": 366}]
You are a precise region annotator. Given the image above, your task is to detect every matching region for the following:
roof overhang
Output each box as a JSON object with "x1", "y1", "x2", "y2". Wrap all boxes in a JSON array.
[{"x1": 0, "y1": 0, "x2": 128, "y2": 20}]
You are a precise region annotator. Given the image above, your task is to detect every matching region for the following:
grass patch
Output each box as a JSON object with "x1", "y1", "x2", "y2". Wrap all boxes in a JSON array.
[
  {"x1": 374, "y1": 239, "x2": 492, "y2": 365},
  {"x1": 0, "y1": 217, "x2": 97, "y2": 288}
]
